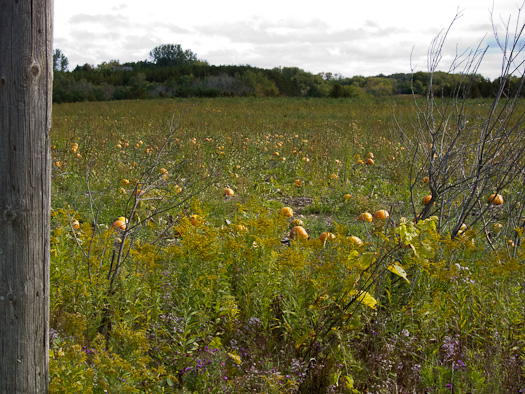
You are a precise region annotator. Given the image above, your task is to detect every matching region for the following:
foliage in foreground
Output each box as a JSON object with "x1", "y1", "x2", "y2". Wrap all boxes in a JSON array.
[{"x1": 49, "y1": 98, "x2": 525, "y2": 393}]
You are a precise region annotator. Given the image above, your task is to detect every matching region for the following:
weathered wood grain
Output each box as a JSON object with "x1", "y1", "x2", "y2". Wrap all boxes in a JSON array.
[{"x1": 0, "y1": 0, "x2": 52, "y2": 392}]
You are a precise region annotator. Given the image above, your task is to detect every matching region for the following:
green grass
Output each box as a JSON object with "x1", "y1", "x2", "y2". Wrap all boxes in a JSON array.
[{"x1": 49, "y1": 97, "x2": 525, "y2": 393}]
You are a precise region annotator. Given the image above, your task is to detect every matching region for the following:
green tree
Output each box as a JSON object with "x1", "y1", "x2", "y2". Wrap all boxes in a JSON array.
[
  {"x1": 366, "y1": 77, "x2": 394, "y2": 96},
  {"x1": 241, "y1": 71, "x2": 279, "y2": 97},
  {"x1": 149, "y1": 44, "x2": 197, "y2": 67},
  {"x1": 53, "y1": 48, "x2": 69, "y2": 72},
  {"x1": 97, "y1": 59, "x2": 121, "y2": 71}
]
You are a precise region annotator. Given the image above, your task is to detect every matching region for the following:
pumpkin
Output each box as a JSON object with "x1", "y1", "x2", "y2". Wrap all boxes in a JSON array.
[
  {"x1": 319, "y1": 232, "x2": 336, "y2": 242},
  {"x1": 224, "y1": 188, "x2": 235, "y2": 197},
  {"x1": 488, "y1": 193, "x2": 503, "y2": 205},
  {"x1": 348, "y1": 236, "x2": 363, "y2": 246},
  {"x1": 291, "y1": 218, "x2": 304, "y2": 227},
  {"x1": 373, "y1": 210, "x2": 390, "y2": 220},
  {"x1": 190, "y1": 215, "x2": 201, "y2": 226},
  {"x1": 280, "y1": 207, "x2": 293, "y2": 217},
  {"x1": 235, "y1": 224, "x2": 248, "y2": 233},
  {"x1": 358, "y1": 212, "x2": 373, "y2": 223},
  {"x1": 112, "y1": 220, "x2": 126, "y2": 231},
  {"x1": 422, "y1": 195, "x2": 432, "y2": 205},
  {"x1": 366, "y1": 158, "x2": 375, "y2": 165},
  {"x1": 290, "y1": 226, "x2": 308, "y2": 240}
]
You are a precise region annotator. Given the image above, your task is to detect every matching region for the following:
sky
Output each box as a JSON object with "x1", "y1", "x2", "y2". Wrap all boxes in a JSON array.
[{"x1": 54, "y1": 0, "x2": 525, "y2": 80}]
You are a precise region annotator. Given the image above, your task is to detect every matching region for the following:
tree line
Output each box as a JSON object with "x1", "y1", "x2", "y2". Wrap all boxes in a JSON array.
[{"x1": 52, "y1": 45, "x2": 523, "y2": 103}]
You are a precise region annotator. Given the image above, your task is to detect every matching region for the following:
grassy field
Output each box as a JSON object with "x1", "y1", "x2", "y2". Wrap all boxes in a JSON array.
[{"x1": 49, "y1": 97, "x2": 525, "y2": 393}]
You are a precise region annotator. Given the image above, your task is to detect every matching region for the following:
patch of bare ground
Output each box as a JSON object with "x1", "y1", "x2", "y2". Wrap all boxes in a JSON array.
[{"x1": 277, "y1": 196, "x2": 314, "y2": 214}]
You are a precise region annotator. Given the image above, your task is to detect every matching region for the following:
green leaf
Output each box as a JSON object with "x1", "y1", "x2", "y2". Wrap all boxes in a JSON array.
[
  {"x1": 295, "y1": 329, "x2": 316, "y2": 349},
  {"x1": 208, "y1": 336, "x2": 223, "y2": 350},
  {"x1": 395, "y1": 221, "x2": 419, "y2": 245},
  {"x1": 358, "y1": 252, "x2": 377, "y2": 270}
]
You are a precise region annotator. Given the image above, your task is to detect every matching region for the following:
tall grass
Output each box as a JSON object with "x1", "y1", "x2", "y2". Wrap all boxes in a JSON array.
[{"x1": 49, "y1": 97, "x2": 525, "y2": 393}]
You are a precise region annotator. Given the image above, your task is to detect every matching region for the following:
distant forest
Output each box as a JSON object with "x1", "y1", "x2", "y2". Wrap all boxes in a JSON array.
[{"x1": 52, "y1": 45, "x2": 523, "y2": 103}]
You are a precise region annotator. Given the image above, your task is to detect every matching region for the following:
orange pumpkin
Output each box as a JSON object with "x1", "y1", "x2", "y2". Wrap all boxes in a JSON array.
[
  {"x1": 373, "y1": 210, "x2": 390, "y2": 220},
  {"x1": 348, "y1": 236, "x2": 363, "y2": 246},
  {"x1": 488, "y1": 193, "x2": 503, "y2": 205},
  {"x1": 319, "y1": 232, "x2": 336, "y2": 242},
  {"x1": 112, "y1": 220, "x2": 126, "y2": 231},
  {"x1": 280, "y1": 207, "x2": 294, "y2": 217},
  {"x1": 291, "y1": 218, "x2": 304, "y2": 227},
  {"x1": 224, "y1": 188, "x2": 235, "y2": 197},
  {"x1": 358, "y1": 212, "x2": 373, "y2": 223},
  {"x1": 366, "y1": 158, "x2": 375, "y2": 165},
  {"x1": 290, "y1": 226, "x2": 308, "y2": 240}
]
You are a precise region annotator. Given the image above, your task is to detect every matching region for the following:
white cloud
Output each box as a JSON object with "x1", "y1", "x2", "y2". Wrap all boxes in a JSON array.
[{"x1": 54, "y1": 0, "x2": 524, "y2": 79}]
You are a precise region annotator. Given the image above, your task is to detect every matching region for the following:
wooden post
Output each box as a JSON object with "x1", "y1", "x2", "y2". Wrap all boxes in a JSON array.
[{"x1": 0, "y1": 0, "x2": 52, "y2": 392}]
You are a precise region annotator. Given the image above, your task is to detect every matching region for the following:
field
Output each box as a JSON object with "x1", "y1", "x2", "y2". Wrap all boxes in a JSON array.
[{"x1": 49, "y1": 97, "x2": 525, "y2": 393}]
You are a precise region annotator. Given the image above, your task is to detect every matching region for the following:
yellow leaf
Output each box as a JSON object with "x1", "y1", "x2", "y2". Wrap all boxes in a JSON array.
[
  {"x1": 349, "y1": 290, "x2": 377, "y2": 310},
  {"x1": 227, "y1": 352, "x2": 242, "y2": 365},
  {"x1": 388, "y1": 263, "x2": 410, "y2": 284},
  {"x1": 345, "y1": 375, "x2": 354, "y2": 389}
]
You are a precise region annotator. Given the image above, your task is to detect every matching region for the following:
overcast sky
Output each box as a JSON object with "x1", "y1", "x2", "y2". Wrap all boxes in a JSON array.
[{"x1": 54, "y1": 0, "x2": 524, "y2": 80}]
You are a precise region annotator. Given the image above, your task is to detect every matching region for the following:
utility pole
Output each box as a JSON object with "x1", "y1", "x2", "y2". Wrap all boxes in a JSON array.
[{"x1": 0, "y1": 0, "x2": 52, "y2": 392}]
